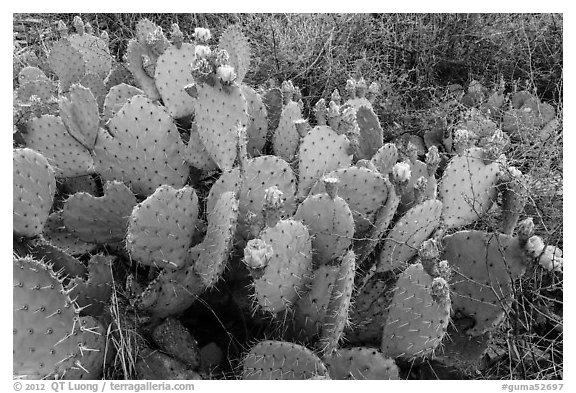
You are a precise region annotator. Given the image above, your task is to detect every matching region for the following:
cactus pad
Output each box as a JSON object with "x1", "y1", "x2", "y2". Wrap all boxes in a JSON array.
[
  {"x1": 439, "y1": 147, "x2": 500, "y2": 228},
  {"x1": 43, "y1": 212, "x2": 97, "y2": 256},
  {"x1": 263, "y1": 87, "x2": 283, "y2": 132},
  {"x1": 298, "y1": 125, "x2": 353, "y2": 197},
  {"x1": 183, "y1": 122, "x2": 219, "y2": 171},
  {"x1": 218, "y1": 25, "x2": 250, "y2": 84},
  {"x1": 195, "y1": 81, "x2": 248, "y2": 170},
  {"x1": 79, "y1": 73, "x2": 107, "y2": 111},
  {"x1": 24, "y1": 115, "x2": 95, "y2": 177},
  {"x1": 325, "y1": 347, "x2": 399, "y2": 379},
  {"x1": 441, "y1": 230, "x2": 528, "y2": 336},
  {"x1": 242, "y1": 340, "x2": 328, "y2": 380},
  {"x1": 382, "y1": 263, "x2": 451, "y2": 359},
  {"x1": 13, "y1": 256, "x2": 81, "y2": 378},
  {"x1": 207, "y1": 155, "x2": 297, "y2": 240},
  {"x1": 251, "y1": 219, "x2": 313, "y2": 313},
  {"x1": 135, "y1": 266, "x2": 205, "y2": 318},
  {"x1": 377, "y1": 199, "x2": 442, "y2": 272},
  {"x1": 193, "y1": 191, "x2": 239, "y2": 287},
  {"x1": 154, "y1": 43, "x2": 196, "y2": 118},
  {"x1": 59, "y1": 84, "x2": 99, "y2": 150},
  {"x1": 347, "y1": 272, "x2": 395, "y2": 345},
  {"x1": 13, "y1": 148, "x2": 56, "y2": 237},
  {"x1": 127, "y1": 185, "x2": 199, "y2": 270},
  {"x1": 273, "y1": 100, "x2": 302, "y2": 161},
  {"x1": 63, "y1": 180, "x2": 137, "y2": 244},
  {"x1": 355, "y1": 106, "x2": 384, "y2": 159},
  {"x1": 68, "y1": 254, "x2": 114, "y2": 317},
  {"x1": 240, "y1": 84, "x2": 268, "y2": 156},
  {"x1": 93, "y1": 95, "x2": 189, "y2": 196},
  {"x1": 291, "y1": 264, "x2": 339, "y2": 341},
  {"x1": 295, "y1": 191, "x2": 355, "y2": 265},
  {"x1": 310, "y1": 166, "x2": 388, "y2": 234},
  {"x1": 68, "y1": 29, "x2": 112, "y2": 79},
  {"x1": 318, "y1": 250, "x2": 356, "y2": 355},
  {"x1": 48, "y1": 39, "x2": 85, "y2": 92},
  {"x1": 103, "y1": 83, "x2": 144, "y2": 121}
]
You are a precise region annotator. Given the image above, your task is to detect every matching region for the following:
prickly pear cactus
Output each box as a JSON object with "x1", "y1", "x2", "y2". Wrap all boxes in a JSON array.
[
  {"x1": 127, "y1": 185, "x2": 199, "y2": 270},
  {"x1": 207, "y1": 155, "x2": 297, "y2": 240},
  {"x1": 194, "y1": 81, "x2": 248, "y2": 170},
  {"x1": 240, "y1": 84, "x2": 268, "y2": 156},
  {"x1": 183, "y1": 122, "x2": 218, "y2": 171},
  {"x1": 325, "y1": 347, "x2": 399, "y2": 380},
  {"x1": 13, "y1": 256, "x2": 104, "y2": 379},
  {"x1": 355, "y1": 105, "x2": 384, "y2": 159},
  {"x1": 48, "y1": 39, "x2": 85, "y2": 92},
  {"x1": 67, "y1": 17, "x2": 112, "y2": 79},
  {"x1": 377, "y1": 199, "x2": 443, "y2": 272},
  {"x1": 103, "y1": 83, "x2": 144, "y2": 122},
  {"x1": 67, "y1": 254, "x2": 114, "y2": 317},
  {"x1": 439, "y1": 147, "x2": 501, "y2": 228},
  {"x1": 59, "y1": 84, "x2": 100, "y2": 150},
  {"x1": 135, "y1": 265, "x2": 205, "y2": 318},
  {"x1": 218, "y1": 25, "x2": 250, "y2": 84},
  {"x1": 291, "y1": 263, "x2": 339, "y2": 342},
  {"x1": 43, "y1": 212, "x2": 97, "y2": 256},
  {"x1": 441, "y1": 230, "x2": 529, "y2": 336},
  {"x1": 63, "y1": 181, "x2": 137, "y2": 244},
  {"x1": 381, "y1": 263, "x2": 451, "y2": 360},
  {"x1": 24, "y1": 115, "x2": 95, "y2": 177},
  {"x1": 272, "y1": 81, "x2": 303, "y2": 161},
  {"x1": 347, "y1": 272, "x2": 396, "y2": 345},
  {"x1": 309, "y1": 166, "x2": 389, "y2": 234},
  {"x1": 371, "y1": 143, "x2": 398, "y2": 175},
  {"x1": 248, "y1": 219, "x2": 313, "y2": 313},
  {"x1": 193, "y1": 191, "x2": 239, "y2": 287},
  {"x1": 318, "y1": 250, "x2": 356, "y2": 355},
  {"x1": 298, "y1": 125, "x2": 353, "y2": 197},
  {"x1": 13, "y1": 148, "x2": 56, "y2": 237},
  {"x1": 242, "y1": 340, "x2": 328, "y2": 380},
  {"x1": 154, "y1": 41, "x2": 196, "y2": 118},
  {"x1": 295, "y1": 178, "x2": 355, "y2": 265},
  {"x1": 93, "y1": 95, "x2": 189, "y2": 196},
  {"x1": 125, "y1": 39, "x2": 161, "y2": 101},
  {"x1": 263, "y1": 87, "x2": 283, "y2": 132}
]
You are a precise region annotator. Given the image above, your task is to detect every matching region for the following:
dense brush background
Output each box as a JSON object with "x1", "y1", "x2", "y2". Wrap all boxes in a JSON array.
[{"x1": 13, "y1": 13, "x2": 563, "y2": 380}]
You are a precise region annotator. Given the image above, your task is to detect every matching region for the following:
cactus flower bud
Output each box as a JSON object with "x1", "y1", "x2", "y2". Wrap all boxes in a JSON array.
[
  {"x1": 419, "y1": 239, "x2": 439, "y2": 262},
  {"x1": 194, "y1": 45, "x2": 212, "y2": 60},
  {"x1": 517, "y1": 217, "x2": 535, "y2": 245},
  {"x1": 392, "y1": 162, "x2": 411, "y2": 185},
  {"x1": 73, "y1": 16, "x2": 84, "y2": 35},
  {"x1": 426, "y1": 146, "x2": 440, "y2": 176},
  {"x1": 431, "y1": 277, "x2": 450, "y2": 306},
  {"x1": 263, "y1": 186, "x2": 285, "y2": 211},
  {"x1": 436, "y1": 260, "x2": 452, "y2": 281},
  {"x1": 216, "y1": 65, "x2": 237, "y2": 84},
  {"x1": 345, "y1": 79, "x2": 357, "y2": 98},
  {"x1": 538, "y1": 245, "x2": 563, "y2": 272},
  {"x1": 84, "y1": 22, "x2": 93, "y2": 35},
  {"x1": 525, "y1": 235, "x2": 545, "y2": 258},
  {"x1": 194, "y1": 27, "x2": 212, "y2": 43},
  {"x1": 57, "y1": 20, "x2": 68, "y2": 37},
  {"x1": 213, "y1": 48, "x2": 230, "y2": 68},
  {"x1": 331, "y1": 89, "x2": 341, "y2": 105},
  {"x1": 244, "y1": 239, "x2": 274, "y2": 270},
  {"x1": 323, "y1": 177, "x2": 340, "y2": 199}
]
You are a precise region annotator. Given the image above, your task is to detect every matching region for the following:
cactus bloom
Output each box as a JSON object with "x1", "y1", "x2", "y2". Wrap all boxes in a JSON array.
[
  {"x1": 392, "y1": 162, "x2": 411, "y2": 184},
  {"x1": 194, "y1": 45, "x2": 212, "y2": 60},
  {"x1": 538, "y1": 246, "x2": 563, "y2": 272},
  {"x1": 216, "y1": 65, "x2": 237, "y2": 84},
  {"x1": 194, "y1": 27, "x2": 212, "y2": 43}
]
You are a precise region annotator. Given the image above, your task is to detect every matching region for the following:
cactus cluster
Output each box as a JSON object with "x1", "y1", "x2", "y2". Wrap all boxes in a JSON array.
[{"x1": 13, "y1": 16, "x2": 561, "y2": 380}]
